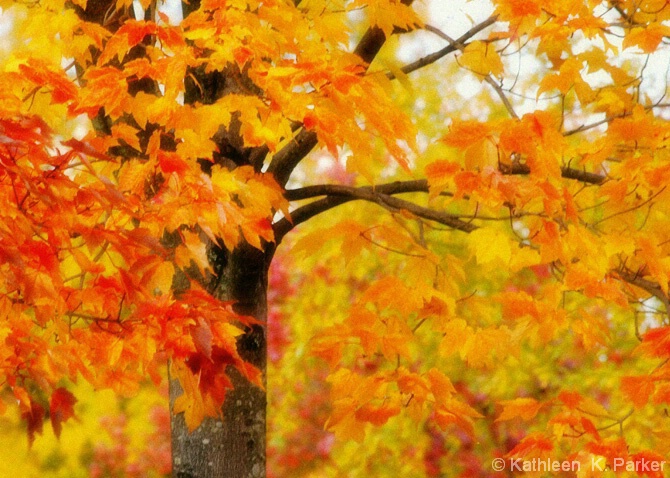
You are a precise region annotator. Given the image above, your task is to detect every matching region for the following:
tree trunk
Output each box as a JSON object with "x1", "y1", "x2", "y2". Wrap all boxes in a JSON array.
[{"x1": 170, "y1": 243, "x2": 271, "y2": 478}]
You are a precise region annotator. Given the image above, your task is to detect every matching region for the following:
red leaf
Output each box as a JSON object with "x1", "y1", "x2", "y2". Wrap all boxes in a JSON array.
[
  {"x1": 158, "y1": 150, "x2": 189, "y2": 176},
  {"x1": 22, "y1": 400, "x2": 45, "y2": 446},
  {"x1": 49, "y1": 388, "x2": 77, "y2": 438},
  {"x1": 580, "y1": 417, "x2": 601, "y2": 440},
  {"x1": 191, "y1": 318, "x2": 213, "y2": 359}
]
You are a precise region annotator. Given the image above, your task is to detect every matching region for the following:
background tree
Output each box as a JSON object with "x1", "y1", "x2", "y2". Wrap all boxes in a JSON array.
[{"x1": 2, "y1": 0, "x2": 670, "y2": 477}]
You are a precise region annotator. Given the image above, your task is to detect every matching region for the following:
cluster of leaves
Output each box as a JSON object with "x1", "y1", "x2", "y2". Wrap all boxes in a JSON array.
[
  {"x1": 0, "y1": 0, "x2": 426, "y2": 440},
  {"x1": 0, "y1": 0, "x2": 287, "y2": 437},
  {"x1": 268, "y1": 0, "x2": 670, "y2": 475},
  {"x1": 0, "y1": 110, "x2": 266, "y2": 434},
  {"x1": 0, "y1": 379, "x2": 170, "y2": 477},
  {"x1": 4, "y1": 0, "x2": 670, "y2": 475}
]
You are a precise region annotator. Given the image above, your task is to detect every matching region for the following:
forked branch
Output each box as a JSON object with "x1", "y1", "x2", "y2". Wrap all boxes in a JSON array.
[
  {"x1": 273, "y1": 182, "x2": 476, "y2": 242},
  {"x1": 268, "y1": 14, "x2": 502, "y2": 187},
  {"x1": 388, "y1": 16, "x2": 499, "y2": 79},
  {"x1": 268, "y1": 0, "x2": 414, "y2": 186},
  {"x1": 275, "y1": 163, "x2": 606, "y2": 241}
]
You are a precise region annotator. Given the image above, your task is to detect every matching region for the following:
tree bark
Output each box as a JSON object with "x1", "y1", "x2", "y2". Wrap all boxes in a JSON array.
[{"x1": 170, "y1": 243, "x2": 271, "y2": 478}]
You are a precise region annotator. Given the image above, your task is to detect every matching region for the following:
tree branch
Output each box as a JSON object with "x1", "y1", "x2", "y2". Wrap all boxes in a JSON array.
[
  {"x1": 419, "y1": 19, "x2": 517, "y2": 118},
  {"x1": 275, "y1": 163, "x2": 606, "y2": 241},
  {"x1": 617, "y1": 269, "x2": 670, "y2": 322},
  {"x1": 266, "y1": 129, "x2": 318, "y2": 187},
  {"x1": 286, "y1": 162, "x2": 605, "y2": 204},
  {"x1": 387, "y1": 16, "x2": 498, "y2": 80},
  {"x1": 284, "y1": 179, "x2": 430, "y2": 201},
  {"x1": 505, "y1": 163, "x2": 606, "y2": 184},
  {"x1": 274, "y1": 183, "x2": 476, "y2": 242},
  {"x1": 267, "y1": 0, "x2": 414, "y2": 187}
]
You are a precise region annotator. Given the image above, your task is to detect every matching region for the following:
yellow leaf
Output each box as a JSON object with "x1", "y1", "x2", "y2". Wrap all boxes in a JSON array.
[
  {"x1": 108, "y1": 339, "x2": 124, "y2": 367},
  {"x1": 537, "y1": 57, "x2": 593, "y2": 100},
  {"x1": 146, "y1": 261, "x2": 175, "y2": 296},
  {"x1": 459, "y1": 41, "x2": 504, "y2": 79},
  {"x1": 461, "y1": 327, "x2": 512, "y2": 368},
  {"x1": 182, "y1": 230, "x2": 210, "y2": 273},
  {"x1": 439, "y1": 318, "x2": 472, "y2": 357},
  {"x1": 509, "y1": 246, "x2": 541, "y2": 272},
  {"x1": 468, "y1": 227, "x2": 511, "y2": 265}
]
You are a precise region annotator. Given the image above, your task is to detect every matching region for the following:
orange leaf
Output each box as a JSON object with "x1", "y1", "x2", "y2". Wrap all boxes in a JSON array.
[
  {"x1": 496, "y1": 397, "x2": 542, "y2": 422},
  {"x1": 441, "y1": 120, "x2": 492, "y2": 150},
  {"x1": 621, "y1": 376, "x2": 655, "y2": 408},
  {"x1": 171, "y1": 360, "x2": 220, "y2": 432},
  {"x1": 19, "y1": 60, "x2": 77, "y2": 104},
  {"x1": 638, "y1": 326, "x2": 670, "y2": 358},
  {"x1": 506, "y1": 432, "x2": 554, "y2": 459},
  {"x1": 427, "y1": 368, "x2": 456, "y2": 403},
  {"x1": 558, "y1": 390, "x2": 583, "y2": 409},
  {"x1": 98, "y1": 20, "x2": 159, "y2": 64},
  {"x1": 354, "y1": 402, "x2": 401, "y2": 426},
  {"x1": 623, "y1": 24, "x2": 670, "y2": 53}
]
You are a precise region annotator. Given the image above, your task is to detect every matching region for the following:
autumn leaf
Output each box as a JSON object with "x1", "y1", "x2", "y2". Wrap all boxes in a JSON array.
[
  {"x1": 171, "y1": 360, "x2": 221, "y2": 432},
  {"x1": 638, "y1": 326, "x2": 670, "y2": 358},
  {"x1": 459, "y1": 41, "x2": 504, "y2": 79},
  {"x1": 468, "y1": 227, "x2": 512, "y2": 265},
  {"x1": 506, "y1": 433, "x2": 554, "y2": 460},
  {"x1": 496, "y1": 397, "x2": 542, "y2": 422},
  {"x1": 621, "y1": 376, "x2": 655, "y2": 408},
  {"x1": 49, "y1": 388, "x2": 77, "y2": 438},
  {"x1": 22, "y1": 400, "x2": 45, "y2": 447},
  {"x1": 191, "y1": 318, "x2": 213, "y2": 360},
  {"x1": 18, "y1": 60, "x2": 77, "y2": 104},
  {"x1": 354, "y1": 402, "x2": 401, "y2": 426},
  {"x1": 7, "y1": 0, "x2": 670, "y2": 475},
  {"x1": 623, "y1": 24, "x2": 670, "y2": 53}
]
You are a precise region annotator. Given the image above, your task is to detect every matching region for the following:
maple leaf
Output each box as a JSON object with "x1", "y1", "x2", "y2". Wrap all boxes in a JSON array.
[
  {"x1": 623, "y1": 24, "x2": 670, "y2": 53},
  {"x1": 171, "y1": 359, "x2": 221, "y2": 432},
  {"x1": 21, "y1": 400, "x2": 45, "y2": 447},
  {"x1": 191, "y1": 318, "x2": 213, "y2": 360},
  {"x1": 18, "y1": 60, "x2": 77, "y2": 104},
  {"x1": 49, "y1": 388, "x2": 77, "y2": 438},
  {"x1": 506, "y1": 432, "x2": 554, "y2": 460},
  {"x1": 459, "y1": 41, "x2": 504, "y2": 79},
  {"x1": 638, "y1": 326, "x2": 670, "y2": 358},
  {"x1": 496, "y1": 397, "x2": 543, "y2": 422},
  {"x1": 354, "y1": 402, "x2": 401, "y2": 426},
  {"x1": 468, "y1": 227, "x2": 512, "y2": 265}
]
